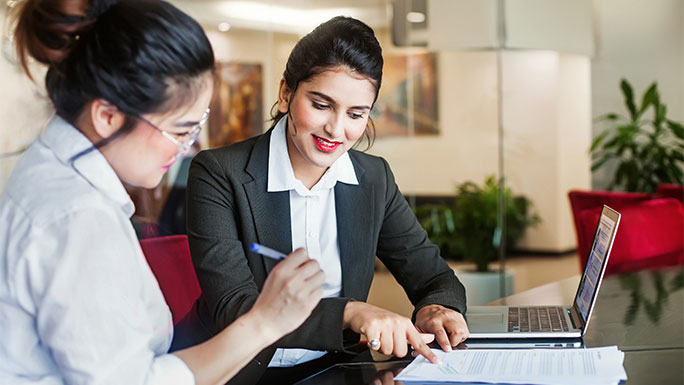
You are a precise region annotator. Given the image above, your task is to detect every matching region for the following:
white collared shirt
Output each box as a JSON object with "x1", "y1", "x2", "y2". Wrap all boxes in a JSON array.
[
  {"x1": 266, "y1": 117, "x2": 358, "y2": 367},
  {"x1": 0, "y1": 116, "x2": 194, "y2": 384}
]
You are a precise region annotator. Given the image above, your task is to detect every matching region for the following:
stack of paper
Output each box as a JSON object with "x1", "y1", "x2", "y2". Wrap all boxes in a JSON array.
[{"x1": 395, "y1": 346, "x2": 627, "y2": 384}]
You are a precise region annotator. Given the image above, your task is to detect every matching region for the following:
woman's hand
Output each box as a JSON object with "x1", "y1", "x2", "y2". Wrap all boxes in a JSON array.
[
  {"x1": 174, "y1": 249, "x2": 323, "y2": 385},
  {"x1": 414, "y1": 305, "x2": 469, "y2": 352},
  {"x1": 343, "y1": 302, "x2": 441, "y2": 364},
  {"x1": 250, "y1": 248, "x2": 324, "y2": 341}
]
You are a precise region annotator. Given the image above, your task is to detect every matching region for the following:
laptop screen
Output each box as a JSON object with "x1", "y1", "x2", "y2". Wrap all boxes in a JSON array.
[{"x1": 572, "y1": 206, "x2": 621, "y2": 323}]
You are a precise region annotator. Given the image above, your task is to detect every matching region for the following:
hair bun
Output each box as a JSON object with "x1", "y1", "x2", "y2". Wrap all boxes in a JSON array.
[
  {"x1": 11, "y1": 0, "x2": 96, "y2": 77},
  {"x1": 87, "y1": 0, "x2": 119, "y2": 18}
]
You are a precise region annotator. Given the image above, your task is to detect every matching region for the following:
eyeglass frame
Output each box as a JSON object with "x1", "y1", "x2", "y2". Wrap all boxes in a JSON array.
[{"x1": 135, "y1": 108, "x2": 210, "y2": 159}]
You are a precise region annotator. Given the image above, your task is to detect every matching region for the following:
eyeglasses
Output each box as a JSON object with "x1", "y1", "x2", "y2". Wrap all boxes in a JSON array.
[{"x1": 136, "y1": 109, "x2": 210, "y2": 159}]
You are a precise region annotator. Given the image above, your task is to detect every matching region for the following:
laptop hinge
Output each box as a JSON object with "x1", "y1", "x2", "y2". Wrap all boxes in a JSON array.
[{"x1": 569, "y1": 306, "x2": 583, "y2": 330}]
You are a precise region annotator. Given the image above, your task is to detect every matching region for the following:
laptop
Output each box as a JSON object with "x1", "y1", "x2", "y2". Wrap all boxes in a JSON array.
[{"x1": 466, "y1": 205, "x2": 621, "y2": 339}]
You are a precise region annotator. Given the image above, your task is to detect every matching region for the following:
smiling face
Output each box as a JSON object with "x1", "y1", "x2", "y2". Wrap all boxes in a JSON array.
[
  {"x1": 278, "y1": 67, "x2": 377, "y2": 187},
  {"x1": 96, "y1": 75, "x2": 214, "y2": 189}
]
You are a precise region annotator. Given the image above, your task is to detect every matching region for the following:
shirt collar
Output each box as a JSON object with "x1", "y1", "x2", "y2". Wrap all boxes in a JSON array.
[
  {"x1": 267, "y1": 116, "x2": 358, "y2": 195},
  {"x1": 39, "y1": 115, "x2": 135, "y2": 217}
]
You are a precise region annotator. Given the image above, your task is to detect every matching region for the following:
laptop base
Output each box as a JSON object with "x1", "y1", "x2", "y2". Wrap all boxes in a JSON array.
[{"x1": 466, "y1": 305, "x2": 582, "y2": 339}]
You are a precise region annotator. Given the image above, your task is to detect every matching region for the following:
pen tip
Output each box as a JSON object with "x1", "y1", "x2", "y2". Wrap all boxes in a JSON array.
[{"x1": 250, "y1": 243, "x2": 258, "y2": 251}]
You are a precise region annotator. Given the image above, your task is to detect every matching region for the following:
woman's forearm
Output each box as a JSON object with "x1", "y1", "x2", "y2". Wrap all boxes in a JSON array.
[
  {"x1": 172, "y1": 310, "x2": 277, "y2": 385},
  {"x1": 173, "y1": 249, "x2": 324, "y2": 385}
]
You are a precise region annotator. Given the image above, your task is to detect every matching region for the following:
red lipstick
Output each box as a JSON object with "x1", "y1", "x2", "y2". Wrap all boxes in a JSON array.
[{"x1": 312, "y1": 134, "x2": 341, "y2": 153}]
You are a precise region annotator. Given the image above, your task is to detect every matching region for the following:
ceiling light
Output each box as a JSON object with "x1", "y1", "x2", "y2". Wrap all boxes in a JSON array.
[
  {"x1": 406, "y1": 11, "x2": 426, "y2": 23},
  {"x1": 218, "y1": 22, "x2": 231, "y2": 32},
  {"x1": 217, "y1": 1, "x2": 357, "y2": 32}
]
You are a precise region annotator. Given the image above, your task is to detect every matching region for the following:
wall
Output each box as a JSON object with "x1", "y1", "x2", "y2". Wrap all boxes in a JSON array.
[
  {"x1": 204, "y1": 28, "x2": 299, "y2": 131},
  {"x1": 500, "y1": 52, "x2": 592, "y2": 251},
  {"x1": 369, "y1": 50, "x2": 500, "y2": 195},
  {"x1": 591, "y1": 0, "x2": 684, "y2": 189},
  {"x1": 368, "y1": 49, "x2": 592, "y2": 252},
  {"x1": 0, "y1": 7, "x2": 53, "y2": 193}
]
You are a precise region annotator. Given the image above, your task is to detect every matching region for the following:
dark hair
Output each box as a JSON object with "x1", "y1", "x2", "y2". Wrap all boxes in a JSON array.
[
  {"x1": 12, "y1": 0, "x2": 215, "y2": 149},
  {"x1": 271, "y1": 16, "x2": 383, "y2": 150}
]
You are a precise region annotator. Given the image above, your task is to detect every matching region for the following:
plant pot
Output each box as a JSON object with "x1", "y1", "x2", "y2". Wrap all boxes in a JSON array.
[{"x1": 454, "y1": 267, "x2": 514, "y2": 306}]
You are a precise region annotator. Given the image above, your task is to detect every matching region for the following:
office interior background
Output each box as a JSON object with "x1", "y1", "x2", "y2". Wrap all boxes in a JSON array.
[{"x1": 0, "y1": 0, "x2": 682, "y2": 312}]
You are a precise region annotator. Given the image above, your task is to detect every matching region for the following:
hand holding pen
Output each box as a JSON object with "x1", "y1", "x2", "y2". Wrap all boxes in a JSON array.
[{"x1": 249, "y1": 245, "x2": 325, "y2": 339}]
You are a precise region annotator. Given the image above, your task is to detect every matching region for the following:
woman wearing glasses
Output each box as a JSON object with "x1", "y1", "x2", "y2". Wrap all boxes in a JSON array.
[{"x1": 0, "y1": 1, "x2": 323, "y2": 384}]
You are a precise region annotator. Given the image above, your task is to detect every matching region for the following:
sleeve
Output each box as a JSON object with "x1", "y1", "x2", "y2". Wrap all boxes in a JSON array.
[
  {"x1": 186, "y1": 151, "x2": 355, "y2": 352},
  {"x1": 374, "y1": 158, "x2": 467, "y2": 318},
  {"x1": 185, "y1": 150, "x2": 262, "y2": 333},
  {"x1": 17, "y1": 208, "x2": 195, "y2": 385}
]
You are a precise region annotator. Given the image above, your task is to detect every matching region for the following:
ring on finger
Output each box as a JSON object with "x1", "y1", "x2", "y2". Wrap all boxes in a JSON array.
[{"x1": 367, "y1": 339, "x2": 380, "y2": 349}]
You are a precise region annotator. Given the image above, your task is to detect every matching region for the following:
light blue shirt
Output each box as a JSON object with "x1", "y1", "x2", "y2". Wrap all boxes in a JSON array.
[
  {"x1": 267, "y1": 117, "x2": 358, "y2": 367},
  {"x1": 0, "y1": 116, "x2": 194, "y2": 384}
]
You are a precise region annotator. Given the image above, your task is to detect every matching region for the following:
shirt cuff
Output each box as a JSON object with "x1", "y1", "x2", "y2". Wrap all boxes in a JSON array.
[{"x1": 149, "y1": 354, "x2": 195, "y2": 385}]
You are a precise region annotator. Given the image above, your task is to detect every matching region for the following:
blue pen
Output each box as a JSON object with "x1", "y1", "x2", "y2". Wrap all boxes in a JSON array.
[{"x1": 250, "y1": 243, "x2": 287, "y2": 261}]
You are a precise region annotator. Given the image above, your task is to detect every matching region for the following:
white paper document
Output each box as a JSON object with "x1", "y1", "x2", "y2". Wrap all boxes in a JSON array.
[{"x1": 395, "y1": 346, "x2": 627, "y2": 384}]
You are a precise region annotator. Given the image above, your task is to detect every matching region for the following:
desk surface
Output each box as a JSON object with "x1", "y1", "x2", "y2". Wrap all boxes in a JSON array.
[
  {"x1": 298, "y1": 265, "x2": 684, "y2": 385},
  {"x1": 490, "y1": 268, "x2": 683, "y2": 351}
]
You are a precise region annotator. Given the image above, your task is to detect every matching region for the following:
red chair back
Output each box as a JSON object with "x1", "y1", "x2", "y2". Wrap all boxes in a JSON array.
[
  {"x1": 579, "y1": 198, "x2": 684, "y2": 275},
  {"x1": 656, "y1": 183, "x2": 684, "y2": 204},
  {"x1": 139, "y1": 235, "x2": 201, "y2": 325},
  {"x1": 568, "y1": 190, "x2": 652, "y2": 263}
]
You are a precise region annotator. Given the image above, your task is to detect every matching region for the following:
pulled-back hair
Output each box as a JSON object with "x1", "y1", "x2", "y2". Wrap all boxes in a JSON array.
[
  {"x1": 12, "y1": 0, "x2": 215, "y2": 147},
  {"x1": 272, "y1": 16, "x2": 383, "y2": 150}
]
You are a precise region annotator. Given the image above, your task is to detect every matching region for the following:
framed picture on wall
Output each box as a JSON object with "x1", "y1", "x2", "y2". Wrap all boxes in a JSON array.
[
  {"x1": 209, "y1": 61, "x2": 263, "y2": 148},
  {"x1": 371, "y1": 52, "x2": 439, "y2": 137}
]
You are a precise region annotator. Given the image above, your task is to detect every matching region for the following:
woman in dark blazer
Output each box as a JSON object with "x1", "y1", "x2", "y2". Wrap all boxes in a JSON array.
[{"x1": 186, "y1": 16, "x2": 469, "y2": 384}]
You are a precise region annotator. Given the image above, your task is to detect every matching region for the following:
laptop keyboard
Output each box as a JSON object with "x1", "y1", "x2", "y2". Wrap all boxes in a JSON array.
[{"x1": 508, "y1": 307, "x2": 570, "y2": 332}]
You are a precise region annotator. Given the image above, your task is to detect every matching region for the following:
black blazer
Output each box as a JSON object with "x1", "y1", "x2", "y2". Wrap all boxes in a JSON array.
[{"x1": 186, "y1": 129, "x2": 466, "y2": 363}]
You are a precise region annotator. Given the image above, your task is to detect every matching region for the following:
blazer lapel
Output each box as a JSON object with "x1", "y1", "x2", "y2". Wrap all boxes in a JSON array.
[
  {"x1": 244, "y1": 131, "x2": 292, "y2": 273},
  {"x1": 335, "y1": 157, "x2": 374, "y2": 299}
]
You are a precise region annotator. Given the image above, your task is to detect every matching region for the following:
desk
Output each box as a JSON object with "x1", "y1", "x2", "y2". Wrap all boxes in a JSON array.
[{"x1": 297, "y1": 266, "x2": 684, "y2": 384}]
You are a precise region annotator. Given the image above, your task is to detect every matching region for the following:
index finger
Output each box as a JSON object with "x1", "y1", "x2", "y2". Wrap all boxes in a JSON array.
[{"x1": 407, "y1": 328, "x2": 441, "y2": 365}]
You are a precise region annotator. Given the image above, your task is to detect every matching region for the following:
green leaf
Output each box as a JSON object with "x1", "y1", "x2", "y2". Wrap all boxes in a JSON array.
[
  {"x1": 620, "y1": 79, "x2": 637, "y2": 120},
  {"x1": 655, "y1": 103, "x2": 667, "y2": 126},
  {"x1": 593, "y1": 113, "x2": 620, "y2": 123},
  {"x1": 614, "y1": 162, "x2": 628, "y2": 187},
  {"x1": 667, "y1": 120, "x2": 684, "y2": 140},
  {"x1": 602, "y1": 135, "x2": 620, "y2": 149},
  {"x1": 638, "y1": 83, "x2": 659, "y2": 116},
  {"x1": 591, "y1": 157, "x2": 611, "y2": 172},
  {"x1": 590, "y1": 132, "x2": 609, "y2": 152},
  {"x1": 617, "y1": 124, "x2": 638, "y2": 140},
  {"x1": 672, "y1": 151, "x2": 684, "y2": 162}
]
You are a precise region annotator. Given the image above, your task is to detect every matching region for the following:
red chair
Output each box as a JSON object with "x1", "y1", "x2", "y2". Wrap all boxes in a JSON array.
[
  {"x1": 568, "y1": 190, "x2": 684, "y2": 275},
  {"x1": 656, "y1": 183, "x2": 684, "y2": 204},
  {"x1": 139, "y1": 235, "x2": 201, "y2": 325},
  {"x1": 568, "y1": 190, "x2": 653, "y2": 263}
]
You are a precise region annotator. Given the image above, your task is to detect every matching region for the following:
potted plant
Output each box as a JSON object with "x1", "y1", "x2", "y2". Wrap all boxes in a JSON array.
[
  {"x1": 414, "y1": 176, "x2": 540, "y2": 304},
  {"x1": 591, "y1": 79, "x2": 684, "y2": 192}
]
